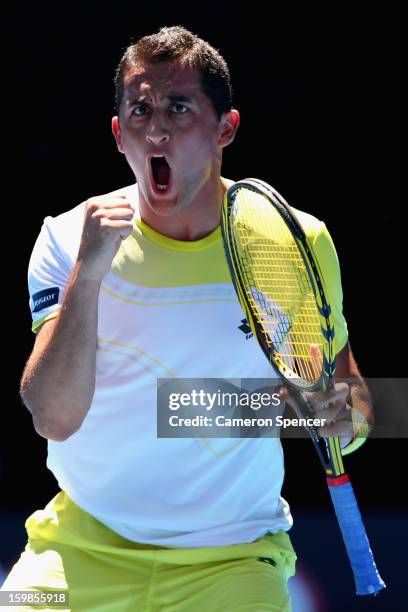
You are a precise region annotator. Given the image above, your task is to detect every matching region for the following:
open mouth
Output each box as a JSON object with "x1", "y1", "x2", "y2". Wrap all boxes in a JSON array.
[{"x1": 150, "y1": 155, "x2": 172, "y2": 194}]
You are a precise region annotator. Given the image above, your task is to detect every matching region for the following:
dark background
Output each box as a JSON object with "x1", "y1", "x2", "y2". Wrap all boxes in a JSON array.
[{"x1": 1, "y1": 4, "x2": 405, "y2": 611}]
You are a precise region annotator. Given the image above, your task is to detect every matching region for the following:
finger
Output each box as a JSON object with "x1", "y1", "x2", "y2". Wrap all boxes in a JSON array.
[
  {"x1": 277, "y1": 385, "x2": 289, "y2": 402},
  {"x1": 309, "y1": 343, "x2": 322, "y2": 379},
  {"x1": 95, "y1": 194, "x2": 130, "y2": 201},
  {"x1": 308, "y1": 382, "x2": 350, "y2": 413},
  {"x1": 99, "y1": 219, "x2": 135, "y2": 232},
  {"x1": 88, "y1": 197, "x2": 135, "y2": 210},
  {"x1": 277, "y1": 386, "x2": 305, "y2": 419},
  {"x1": 318, "y1": 419, "x2": 354, "y2": 439},
  {"x1": 92, "y1": 208, "x2": 135, "y2": 220},
  {"x1": 102, "y1": 199, "x2": 134, "y2": 210},
  {"x1": 319, "y1": 398, "x2": 351, "y2": 422}
]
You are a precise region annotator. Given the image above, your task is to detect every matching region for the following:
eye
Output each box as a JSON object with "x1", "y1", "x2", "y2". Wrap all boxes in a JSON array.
[
  {"x1": 172, "y1": 103, "x2": 188, "y2": 114},
  {"x1": 131, "y1": 104, "x2": 148, "y2": 116}
]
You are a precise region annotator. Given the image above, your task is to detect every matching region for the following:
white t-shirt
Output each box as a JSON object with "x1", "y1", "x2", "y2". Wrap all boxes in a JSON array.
[{"x1": 27, "y1": 183, "x2": 348, "y2": 548}]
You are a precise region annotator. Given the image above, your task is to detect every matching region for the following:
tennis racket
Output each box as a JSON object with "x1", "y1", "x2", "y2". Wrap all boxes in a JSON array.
[{"x1": 221, "y1": 178, "x2": 385, "y2": 596}]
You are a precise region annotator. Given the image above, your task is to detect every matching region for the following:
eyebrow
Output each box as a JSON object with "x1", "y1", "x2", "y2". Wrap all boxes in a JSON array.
[{"x1": 129, "y1": 94, "x2": 194, "y2": 105}]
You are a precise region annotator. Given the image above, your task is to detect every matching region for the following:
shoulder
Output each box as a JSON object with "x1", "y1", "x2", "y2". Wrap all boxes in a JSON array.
[
  {"x1": 289, "y1": 205, "x2": 341, "y2": 275},
  {"x1": 289, "y1": 206, "x2": 326, "y2": 245}
]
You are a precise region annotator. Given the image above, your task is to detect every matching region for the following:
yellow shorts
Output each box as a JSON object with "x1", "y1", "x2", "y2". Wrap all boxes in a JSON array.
[{"x1": 1, "y1": 491, "x2": 297, "y2": 611}]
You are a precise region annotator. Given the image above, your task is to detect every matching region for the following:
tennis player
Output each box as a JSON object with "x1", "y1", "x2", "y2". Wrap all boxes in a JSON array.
[{"x1": 2, "y1": 26, "x2": 371, "y2": 611}]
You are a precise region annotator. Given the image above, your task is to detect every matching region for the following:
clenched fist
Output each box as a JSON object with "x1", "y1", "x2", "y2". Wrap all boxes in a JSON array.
[{"x1": 77, "y1": 195, "x2": 135, "y2": 280}]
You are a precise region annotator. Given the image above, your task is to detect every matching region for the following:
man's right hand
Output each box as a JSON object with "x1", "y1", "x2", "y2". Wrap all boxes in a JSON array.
[{"x1": 77, "y1": 195, "x2": 135, "y2": 280}]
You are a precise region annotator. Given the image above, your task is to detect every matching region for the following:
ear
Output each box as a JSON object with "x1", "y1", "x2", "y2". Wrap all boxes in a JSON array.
[
  {"x1": 112, "y1": 116, "x2": 124, "y2": 154},
  {"x1": 217, "y1": 109, "x2": 240, "y2": 148}
]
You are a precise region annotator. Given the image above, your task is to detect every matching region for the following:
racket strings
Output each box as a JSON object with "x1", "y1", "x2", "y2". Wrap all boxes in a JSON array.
[{"x1": 231, "y1": 188, "x2": 323, "y2": 386}]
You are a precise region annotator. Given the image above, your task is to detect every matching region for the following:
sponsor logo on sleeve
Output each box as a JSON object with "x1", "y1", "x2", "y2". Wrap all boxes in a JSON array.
[{"x1": 32, "y1": 287, "x2": 60, "y2": 313}]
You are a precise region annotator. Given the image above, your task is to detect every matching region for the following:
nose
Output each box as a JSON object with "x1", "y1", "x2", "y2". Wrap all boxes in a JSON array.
[{"x1": 146, "y1": 112, "x2": 170, "y2": 146}]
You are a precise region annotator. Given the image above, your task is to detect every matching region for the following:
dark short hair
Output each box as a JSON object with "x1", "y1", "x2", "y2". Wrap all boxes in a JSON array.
[{"x1": 114, "y1": 26, "x2": 233, "y2": 121}]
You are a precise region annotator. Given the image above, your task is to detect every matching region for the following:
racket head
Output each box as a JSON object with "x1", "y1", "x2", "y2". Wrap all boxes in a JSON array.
[{"x1": 222, "y1": 178, "x2": 336, "y2": 392}]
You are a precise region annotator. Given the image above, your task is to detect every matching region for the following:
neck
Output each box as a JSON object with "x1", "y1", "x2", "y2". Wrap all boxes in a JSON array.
[{"x1": 138, "y1": 176, "x2": 235, "y2": 241}]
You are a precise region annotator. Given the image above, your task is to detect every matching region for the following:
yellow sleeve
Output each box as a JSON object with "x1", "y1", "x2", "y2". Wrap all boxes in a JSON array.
[
  {"x1": 341, "y1": 423, "x2": 369, "y2": 455},
  {"x1": 293, "y1": 212, "x2": 367, "y2": 455},
  {"x1": 310, "y1": 221, "x2": 349, "y2": 356},
  {"x1": 310, "y1": 222, "x2": 369, "y2": 455},
  {"x1": 32, "y1": 310, "x2": 60, "y2": 334}
]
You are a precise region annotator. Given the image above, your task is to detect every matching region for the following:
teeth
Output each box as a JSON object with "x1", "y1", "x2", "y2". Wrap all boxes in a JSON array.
[
  {"x1": 152, "y1": 155, "x2": 165, "y2": 158},
  {"x1": 157, "y1": 185, "x2": 168, "y2": 190}
]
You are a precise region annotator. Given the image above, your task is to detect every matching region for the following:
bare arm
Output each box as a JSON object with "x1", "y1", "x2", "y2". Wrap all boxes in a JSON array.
[
  {"x1": 327, "y1": 341, "x2": 374, "y2": 450},
  {"x1": 313, "y1": 342, "x2": 372, "y2": 441},
  {"x1": 20, "y1": 265, "x2": 101, "y2": 441},
  {"x1": 278, "y1": 342, "x2": 373, "y2": 450},
  {"x1": 20, "y1": 195, "x2": 135, "y2": 441}
]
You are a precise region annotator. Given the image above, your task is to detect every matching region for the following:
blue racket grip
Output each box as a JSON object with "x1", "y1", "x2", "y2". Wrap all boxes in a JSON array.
[{"x1": 327, "y1": 475, "x2": 386, "y2": 595}]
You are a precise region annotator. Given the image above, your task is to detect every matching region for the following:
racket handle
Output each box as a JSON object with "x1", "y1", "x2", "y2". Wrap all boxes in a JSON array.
[{"x1": 327, "y1": 474, "x2": 386, "y2": 596}]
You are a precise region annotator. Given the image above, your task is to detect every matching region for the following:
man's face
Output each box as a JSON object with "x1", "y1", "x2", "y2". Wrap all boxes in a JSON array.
[{"x1": 112, "y1": 61, "x2": 237, "y2": 216}]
